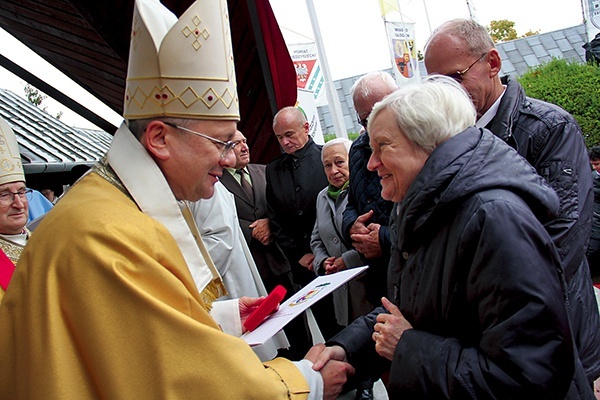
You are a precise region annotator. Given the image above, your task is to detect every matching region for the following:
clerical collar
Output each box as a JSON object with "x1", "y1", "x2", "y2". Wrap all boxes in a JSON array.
[
  {"x1": 0, "y1": 232, "x2": 28, "y2": 246},
  {"x1": 476, "y1": 85, "x2": 506, "y2": 129}
]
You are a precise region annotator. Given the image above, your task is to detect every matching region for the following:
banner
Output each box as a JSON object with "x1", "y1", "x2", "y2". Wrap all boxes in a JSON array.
[
  {"x1": 296, "y1": 88, "x2": 324, "y2": 145},
  {"x1": 585, "y1": 0, "x2": 600, "y2": 34},
  {"x1": 378, "y1": 0, "x2": 399, "y2": 16},
  {"x1": 288, "y1": 42, "x2": 325, "y2": 104},
  {"x1": 384, "y1": 21, "x2": 420, "y2": 85}
]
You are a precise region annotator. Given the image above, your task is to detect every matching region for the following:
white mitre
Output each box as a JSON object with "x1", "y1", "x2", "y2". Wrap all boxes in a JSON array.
[
  {"x1": 124, "y1": 0, "x2": 239, "y2": 121},
  {"x1": 0, "y1": 117, "x2": 24, "y2": 186}
]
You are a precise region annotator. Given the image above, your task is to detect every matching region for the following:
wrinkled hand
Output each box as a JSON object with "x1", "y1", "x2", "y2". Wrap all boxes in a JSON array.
[
  {"x1": 299, "y1": 253, "x2": 315, "y2": 271},
  {"x1": 373, "y1": 297, "x2": 413, "y2": 360},
  {"x1": 349, "y1": 210, "x2": 374, "y2": 236},
  {"x1": 351, "y1": 223, "x2": 382, "y2": 258},
  {"x1": 325, "y1": 257, "x2": 346, "y2": 274},
  {"x1": 306, "y1": 344, "x2": 354, "y2": 400},
  {"x1": 239, "y1": 296, "x2": 276, "y2": 333},
  {"x1": 322, "y1": 257, "x2": 336, "y2": 274},
  {"x1": 250, "y1": 218, "x2": 272, "y2": 245}
]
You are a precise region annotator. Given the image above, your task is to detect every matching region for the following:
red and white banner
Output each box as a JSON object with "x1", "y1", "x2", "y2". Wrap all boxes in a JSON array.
[{"x1": 288, "y1": 42, "x2": 325, "y2": 103}]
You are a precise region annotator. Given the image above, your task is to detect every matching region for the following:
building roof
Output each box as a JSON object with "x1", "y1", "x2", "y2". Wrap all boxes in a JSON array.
[
  {"x1": 0, "y1": 0, "x2": 297, "y2": 164},
  {"x1": 497, "y1": 24, "x2": 587, "y2": 76},
  {"x1": 0, "y1": 88, "x2": 112, "y2": 174}
]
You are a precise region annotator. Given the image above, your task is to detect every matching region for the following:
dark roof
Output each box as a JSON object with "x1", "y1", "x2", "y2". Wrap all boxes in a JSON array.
[{"x1": 0, "y1": 88, "x2": 112, "y2": 174}]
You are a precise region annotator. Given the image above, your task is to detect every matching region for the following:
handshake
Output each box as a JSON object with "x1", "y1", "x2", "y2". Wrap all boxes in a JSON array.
[{"x1": 303, "y1": 343, "x2": 355, "y2": 400}]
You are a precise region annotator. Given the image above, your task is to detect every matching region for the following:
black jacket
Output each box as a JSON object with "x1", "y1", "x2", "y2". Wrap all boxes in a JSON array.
[
  {"x1": 266, "y1": 138, "x2": 328, "y2": 285},
  {"x1": 220, "y1": 165, "x2": 291, "y2": 280},
  {"x1": 330, "y1": 128, "x2": 591, "y2": 399},
  {"x1": 341, "y1": 131, "x2": 394, "y2": 303},
  {"x1": 488, "y1": 76, "x2": 600, "y2": 381}
]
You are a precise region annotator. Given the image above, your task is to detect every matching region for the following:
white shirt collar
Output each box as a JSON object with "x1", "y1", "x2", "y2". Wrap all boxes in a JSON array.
[{"x1": 476, "y1": 85, "x2": 507, "y2": 129}]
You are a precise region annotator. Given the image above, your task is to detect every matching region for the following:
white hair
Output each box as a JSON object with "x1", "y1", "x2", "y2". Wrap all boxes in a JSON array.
[
  {"x1": 322, "y1": 138, "x2": 352, "y2": 162},
  {"x1": 367, "y1": 75, "x2": 476, "y2": 154},
  {"x1": 350, "y1": 71, "x2": 397, "y2": 101}
]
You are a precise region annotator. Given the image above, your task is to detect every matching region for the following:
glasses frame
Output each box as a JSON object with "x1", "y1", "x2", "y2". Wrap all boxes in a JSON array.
[
  {"x1": 0, "y1": 188, "x2": 32, "y2": 206},
  {"x1": 163, "y1": 122, "x2": 237, "y2": 158},
  {"x1": 446, "y1": 52, "x2": 488, "y2": 82},
  {"x1": 356, "y1": 114, "x2": 369, "y2": 129}
]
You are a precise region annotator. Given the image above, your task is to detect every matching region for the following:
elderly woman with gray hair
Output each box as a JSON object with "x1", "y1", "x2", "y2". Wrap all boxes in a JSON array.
[
  {"x1": 310, "y1": 138, "x2": 373, "y2": 328},
  {"x1": 311, "y1": 76, "x2": 591, "y2": 399}
]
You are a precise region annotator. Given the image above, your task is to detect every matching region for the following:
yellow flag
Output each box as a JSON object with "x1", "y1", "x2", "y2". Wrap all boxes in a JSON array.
[{"x1": 378, "y1": 0, "x2": 399, "y2": 16}]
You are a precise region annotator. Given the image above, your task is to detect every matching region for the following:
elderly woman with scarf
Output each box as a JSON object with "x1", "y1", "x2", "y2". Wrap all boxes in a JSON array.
[{"x1": 310, "y1": 138, "x2": 373, "y2": 328}]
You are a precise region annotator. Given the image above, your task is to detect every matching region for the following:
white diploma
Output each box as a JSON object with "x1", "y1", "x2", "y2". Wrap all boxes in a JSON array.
[{"x1": 241, "y1": 266, "x2": 369, "y2": 346}]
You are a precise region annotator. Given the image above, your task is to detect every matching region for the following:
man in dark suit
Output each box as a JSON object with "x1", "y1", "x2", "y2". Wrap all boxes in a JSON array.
[{"x1": 220, "y1": 130, "x2": 293, "y2": 292}]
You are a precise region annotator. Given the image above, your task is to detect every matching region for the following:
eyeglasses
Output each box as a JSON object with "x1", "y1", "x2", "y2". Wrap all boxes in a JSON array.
[
  {"x1": 445, "y1": 52, "x2": 487, "y2": 83},
  {"x1": 163, "y1": 122, "x2": 237, "y2": 158},
  {"x1": 0, "y1": 189, "x2": 32, "y2": 206},
  {"x1": 356, "y1": 114, "x2": 369, "y2": 129}
]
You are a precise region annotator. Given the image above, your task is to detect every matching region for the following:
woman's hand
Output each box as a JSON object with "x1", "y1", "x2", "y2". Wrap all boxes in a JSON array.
[{"x1": 372, "y1": 297, "x2": 413, "y2": 360}]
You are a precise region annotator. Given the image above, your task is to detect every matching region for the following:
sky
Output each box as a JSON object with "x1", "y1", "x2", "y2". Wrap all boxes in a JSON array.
[{"x1": 0, "y1": 0, "x2": 587, "y2": 129}]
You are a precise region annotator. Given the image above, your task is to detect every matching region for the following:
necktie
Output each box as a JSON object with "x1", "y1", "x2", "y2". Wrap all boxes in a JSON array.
[{"x1": 236, "y1": 169, "x2": 253, "y2": 200}]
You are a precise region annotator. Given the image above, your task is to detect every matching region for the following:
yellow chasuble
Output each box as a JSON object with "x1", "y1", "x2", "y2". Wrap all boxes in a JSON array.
[{"x1": 0, "y1": 172, "x2": 309, "y2": 399}]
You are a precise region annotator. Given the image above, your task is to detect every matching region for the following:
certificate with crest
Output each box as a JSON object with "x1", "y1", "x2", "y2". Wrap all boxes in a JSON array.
[{"x1": 241, "y1": 266, "x2": 368, "y2": 346}]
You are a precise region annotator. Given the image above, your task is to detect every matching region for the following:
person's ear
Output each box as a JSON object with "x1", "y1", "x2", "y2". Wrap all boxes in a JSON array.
[
  {"x1": 487, "y1": 49, "x2": 502, "y2": 78},
  {"x1": 141, "y1": 120, "x2": 170, "y2": 161},
  {"x1": 303, "y1": 121, "x2": 310, "y2": 134}
]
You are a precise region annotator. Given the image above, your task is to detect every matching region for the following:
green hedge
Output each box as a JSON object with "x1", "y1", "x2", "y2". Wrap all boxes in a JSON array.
[
  {"x1": 518, "y1": 59, "x2": 600, "y2": 147},
  {"x1": 323, "y1": 132, "x2": 360, "y2": 142}
]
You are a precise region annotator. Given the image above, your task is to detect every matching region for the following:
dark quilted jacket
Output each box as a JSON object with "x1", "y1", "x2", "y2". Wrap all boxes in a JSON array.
[
  {"x1": 330, "y1": 128, "x2": 593, "y2": 399},
  {"x1": 487, "y1": 76, "x2": 600, "y2": 382},
  {"x1": 342, "y1": 132, "x2": 394, "y2": 243},
  {"x1": 342, "y1": 131, "x2": 394, "y2": 303}
]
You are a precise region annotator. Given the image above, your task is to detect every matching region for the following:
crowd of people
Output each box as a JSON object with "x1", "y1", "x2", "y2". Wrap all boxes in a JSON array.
[{"x1": 0, "y1": 0, "x2": 598, "y2": 399}]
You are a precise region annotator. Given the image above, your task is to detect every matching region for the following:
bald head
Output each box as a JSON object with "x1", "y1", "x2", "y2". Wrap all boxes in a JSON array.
[
  {"x1": 424, "y1": 19, "x2": 504, "y2": 118},
  {"x1": 351, "y1": 71, "x2": 397, "y2": 129}
]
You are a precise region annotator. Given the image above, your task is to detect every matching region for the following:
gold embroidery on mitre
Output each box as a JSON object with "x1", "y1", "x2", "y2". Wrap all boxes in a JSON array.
[
  {"x1": 0, "y1": 118, "x2": 24, "y2": 185},
  {"x1": 181, "y1": 15, "x2": 210, "y2": 51},
  {"x1": 123, "y1": 0, "x2": 239, "y2": 120}
]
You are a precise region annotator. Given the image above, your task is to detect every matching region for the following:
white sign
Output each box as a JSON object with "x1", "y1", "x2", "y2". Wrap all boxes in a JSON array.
[
  {"x1": 288, "y1": 42, "x2": 325, "y2": 103},
  {"x1": 296, "y1": 88, "x2": 324, "y2": 145}
]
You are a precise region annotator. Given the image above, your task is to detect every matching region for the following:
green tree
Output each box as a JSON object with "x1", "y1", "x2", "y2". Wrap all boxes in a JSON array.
[
  {"x1": 488, "y1": 20, "x2": 518, "y2": 43},
  {"x1": 522, "y1": 29, "x2": 540, "y2": 37},
  {"x1": 23, "y1": 83, "x2": 62, "y2": 120},
  {"x1": 518, "y1": 58, "x2": 600, "y2": 147},
  {"x1": 24, "y1": 83, "x2": 46, "y2": 107}
]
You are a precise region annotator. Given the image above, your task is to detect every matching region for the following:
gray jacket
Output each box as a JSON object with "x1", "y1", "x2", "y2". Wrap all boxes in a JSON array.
[{"x1": 310, "y1": 187, "x2": 371, "y2": 325}]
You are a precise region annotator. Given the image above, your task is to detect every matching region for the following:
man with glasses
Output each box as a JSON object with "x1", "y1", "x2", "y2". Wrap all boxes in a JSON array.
[
  {"x1": 0, "y1": 0, "x2": 353, "y2": 398},
  {"x1": 424, "y1": 18, "x2": 600, "y2": 387},
  {"x1": 0, "y1": 117, "x2": 30, "y2": 303}
]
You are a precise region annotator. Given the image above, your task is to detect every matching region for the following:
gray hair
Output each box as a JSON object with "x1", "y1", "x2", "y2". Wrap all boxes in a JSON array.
[
  {"x1": 350, "y1": 71, "x2": 397, "y2": 102},
  {"x1": 127, "y1": 117, "x2": 195, "y2": 140},
  {"x1": 367, "y1": 75, "x2": 476, "y2": 154},
  {"x1": 322, "y1": 138, "x2": 352, "y2": 162},
  {"x1": 425, "y1": 18, "x2": 495, "y2": 57}
]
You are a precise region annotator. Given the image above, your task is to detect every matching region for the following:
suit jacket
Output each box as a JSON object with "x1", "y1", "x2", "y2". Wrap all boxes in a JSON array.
[{"x1": 220, "y1": 165, "x2": 291, "y2": 279}]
